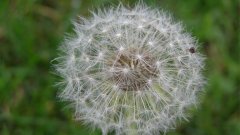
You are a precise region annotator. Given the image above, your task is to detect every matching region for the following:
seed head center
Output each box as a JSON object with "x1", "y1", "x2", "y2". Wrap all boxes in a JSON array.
[{"x1": 108, "y1": 49, "x2": 158, "y2": 91}]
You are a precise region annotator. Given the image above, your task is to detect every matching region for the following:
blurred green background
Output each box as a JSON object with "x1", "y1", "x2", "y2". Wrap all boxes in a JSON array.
[{"x1": 0, "y1": 0, "x2": 239, "y2": 135}]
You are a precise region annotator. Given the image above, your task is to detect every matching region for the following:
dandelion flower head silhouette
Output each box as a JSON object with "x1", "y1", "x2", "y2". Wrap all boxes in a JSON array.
[{"x1": 54, "y1": 3, "x2": 205, "y2": 135}]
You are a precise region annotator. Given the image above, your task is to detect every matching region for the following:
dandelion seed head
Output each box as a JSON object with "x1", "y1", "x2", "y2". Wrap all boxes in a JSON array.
[{"x1": 54, "y1": 3, "x2": 205, "y2": 135}]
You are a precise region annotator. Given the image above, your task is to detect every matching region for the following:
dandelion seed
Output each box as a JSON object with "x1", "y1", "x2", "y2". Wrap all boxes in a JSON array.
[
  {"x1": 119, "y1": 46, "x2": 125, "y2": 51},
  {"x1": 88, "y1": 38, "x2": 92, "y2": 43},
  {"x1": 98, "y1": 52, "x2": 103, "y2": 58},
  {"x1": 122, "y1": 68, "x2": 129, "y2": 74},
  {"x1": 147, "y1": 79, "x2": 152, "y2": 84},
  {"x1": 123, "y1": 20, "x2": 129, "y2": 24},
  {"x1": 85, "y1": 57, "x2": 90, "y2": 62},
  {"x1": 137, "y1": 25, "x2": 143, "y2": 29},
  {"x1": 156, "y1": 61, "x2": 161, "y2": 66},
  {"x1": 54, "y1": 3, "x2": 205, "y2": 135},
  {"x1": 136, "y1": 54, "x2": 142, "y2": 59},
  {"x1": 116, "y1": 33, "x2": 122, "y2": 37},
  {"x1": 141, "y1": 18, "x2": 147, "y2": 22},
  {"x1": 148, "y1": 41, "x2": 154, "y2": 46},
  {"x1": 102, "y1": 29, "x2": 107, "y2": 33},
  {"x1": 70, "y1": 55, "x2": 75, "y2": 61}
]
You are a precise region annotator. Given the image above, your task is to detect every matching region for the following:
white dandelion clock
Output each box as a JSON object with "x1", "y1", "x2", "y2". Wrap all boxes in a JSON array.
[{"x1": 54, "y1": 3, "x2": 205, "y2": 135}]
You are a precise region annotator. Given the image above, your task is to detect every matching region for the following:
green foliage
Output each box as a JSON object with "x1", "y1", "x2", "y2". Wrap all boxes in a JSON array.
[{"x1": 0, "y1": 0, "x2": 239, "y2": 135}]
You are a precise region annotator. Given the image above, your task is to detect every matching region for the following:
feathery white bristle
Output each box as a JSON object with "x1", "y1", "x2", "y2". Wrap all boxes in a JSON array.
[{"x1": 54, "y1": 3, "x2": 205, "y2": 135}]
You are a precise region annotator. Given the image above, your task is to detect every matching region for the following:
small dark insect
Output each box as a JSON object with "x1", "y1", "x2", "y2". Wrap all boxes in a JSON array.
[{"x1": 189, "y1": 47, "x2": 195, "y2": 53}]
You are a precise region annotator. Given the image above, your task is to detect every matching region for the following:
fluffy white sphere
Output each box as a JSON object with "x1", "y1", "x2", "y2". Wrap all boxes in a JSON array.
[{"x1": 55, "y1": 3, "x2": 205, "y2": 135}]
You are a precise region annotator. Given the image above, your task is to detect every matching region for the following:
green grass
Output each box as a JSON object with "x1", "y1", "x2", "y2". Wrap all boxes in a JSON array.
[{"x1": 0, "y1": 0, "x2": 239, "y2": 135}]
